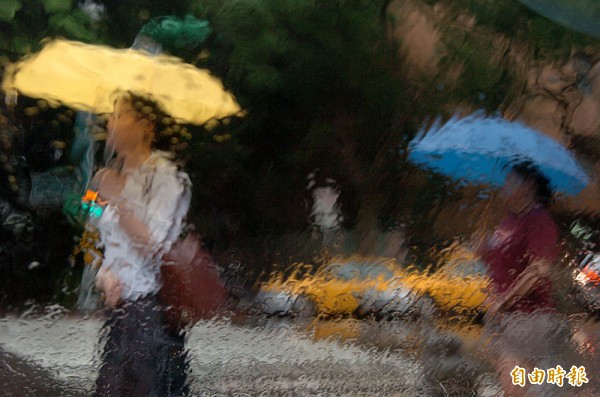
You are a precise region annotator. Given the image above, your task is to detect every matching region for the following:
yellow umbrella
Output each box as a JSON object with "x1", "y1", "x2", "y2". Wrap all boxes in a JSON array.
[{"x1": 1, "y1": 39, "x2": 242, "y2": 125}]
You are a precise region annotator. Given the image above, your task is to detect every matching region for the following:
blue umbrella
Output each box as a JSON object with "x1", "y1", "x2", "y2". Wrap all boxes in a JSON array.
[
  {"x1": 519, "y1": 0, "x2": 600, "y2": 40},
  {"x1": 408, "y1": 114, "x2": 590, "y2": 195}
]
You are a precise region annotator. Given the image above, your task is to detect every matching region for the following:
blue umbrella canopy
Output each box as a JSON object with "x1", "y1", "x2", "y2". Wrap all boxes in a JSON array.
[
  {"x1": 408, "y1": 114, "x2": 590, "y2": 196},
  {"x1": 519, "y1": 0, "x2": 600, "y2": 40}
]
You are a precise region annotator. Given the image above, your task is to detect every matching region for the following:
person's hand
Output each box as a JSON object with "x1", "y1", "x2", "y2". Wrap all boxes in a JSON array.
[
  {"x1": 115, "y1": 205, "x2": 153, "y2": 249},
  {"x1": 96, "y1": 169, "x2": 126, "y2": 203},
  {"x1": 95, "y1": 266, "x2": 123, "y2": 308}
]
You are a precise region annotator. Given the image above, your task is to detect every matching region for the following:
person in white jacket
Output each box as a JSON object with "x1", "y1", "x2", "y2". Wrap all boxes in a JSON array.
[{"x1": 91, "y1": 92, "x2": 191, "y2": 397}]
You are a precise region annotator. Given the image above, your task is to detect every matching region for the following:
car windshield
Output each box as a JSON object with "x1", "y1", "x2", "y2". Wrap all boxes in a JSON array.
[
  {"x1": 3, "y1": 2, "x2": 599, "y2": 395},
  {"x1": 361, "y1": 263, "x2": 395, "y2": 279},
  {"x1": 444, "y1": 260, "x2": 489, "y2": 278},
  {"x1": 324, "y1": 260, "x2": 394, "y2": 281}
]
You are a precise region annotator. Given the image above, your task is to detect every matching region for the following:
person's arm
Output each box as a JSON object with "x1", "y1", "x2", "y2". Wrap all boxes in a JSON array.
[
  {"x1": 93, "y1": 168, "x2": 152, "y2": 306},
  {"x1": 93, "y1": 209, "x2": 156, "y2": 307},
  {"x1": 116, "y1": 165, "x2": 191, "y2": 254},
  {"x1": 491, "y1": 259, "x2": 550, "y2": 312},
  {"x1": 115, "y1": 203, "x2": 152, "y2": 248},
  {"x1": 144, "y1": 165, "x2": 192, "y2": 253},
  {"x1": 95, "y1": 265, "x2": 124, "y2": 307},
  {"x1": 96, "y1": 169, "x2": 154, "y2": 250}
]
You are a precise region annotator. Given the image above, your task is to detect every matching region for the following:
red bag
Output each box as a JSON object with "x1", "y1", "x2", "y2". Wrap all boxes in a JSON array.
[{"x1": 159, "y1": 233, "x2": 228, "y2": 329}]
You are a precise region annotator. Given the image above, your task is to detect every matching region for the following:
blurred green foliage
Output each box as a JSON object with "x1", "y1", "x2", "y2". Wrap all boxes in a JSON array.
[
  {"x1": 181, "y1": 0, "x2": 410, "y2": 240},
  {"x1": 0, "y1": 0, "x2": 22, "y2": 23},
  {"x1": 0, "y1": 0, "x2": 97, "y2": 55}
]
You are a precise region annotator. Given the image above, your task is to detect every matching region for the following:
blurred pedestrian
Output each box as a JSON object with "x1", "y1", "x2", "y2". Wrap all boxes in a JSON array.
[
  {"x1": 479, "y1": 161, "x2": 569, "y2": 396},
  {"x1": 91, "y1": 92, "x2": 192, "y2": 397},
  {"x1": 481, "y1": 162, "x2": 559, "y2": 314}
]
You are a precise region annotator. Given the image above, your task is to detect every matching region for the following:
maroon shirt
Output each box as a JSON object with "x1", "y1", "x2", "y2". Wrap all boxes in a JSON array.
[{"x1": 481, "y1": 205, "x2": 559, "y2": 312}]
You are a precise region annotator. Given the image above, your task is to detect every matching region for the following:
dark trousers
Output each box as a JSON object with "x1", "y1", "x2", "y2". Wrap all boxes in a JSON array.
[{"x1": 93, "y1": 295, "x2": 188, "y2": 397}]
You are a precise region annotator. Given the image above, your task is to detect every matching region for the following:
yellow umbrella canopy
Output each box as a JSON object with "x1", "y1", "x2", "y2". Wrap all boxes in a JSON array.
[{"x1": 1, "y1": 39, "x2": 242, "y2": 125}]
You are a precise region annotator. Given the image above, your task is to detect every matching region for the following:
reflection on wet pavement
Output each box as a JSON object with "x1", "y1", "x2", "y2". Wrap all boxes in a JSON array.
[
  {"x1": 0, "y1": 349, "x2": 85, "y2": 397},
  {"x1": 2, "y1": 298, "x2": 600, "y2": 395},
  {"x1": 0, "y1": 313, "x2": 435, "y2": 396}
]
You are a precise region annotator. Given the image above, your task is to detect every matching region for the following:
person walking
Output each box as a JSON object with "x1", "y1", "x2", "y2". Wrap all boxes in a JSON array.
[
  {"x1": 479, "y1": 162, "x2": 567, "y2": 396},
  {"x1": 91, "y1": 92, "x2": 192, "y2": 396}
]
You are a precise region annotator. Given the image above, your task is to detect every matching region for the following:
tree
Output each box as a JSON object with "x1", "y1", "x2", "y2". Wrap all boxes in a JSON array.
[
  {"x1": 179, "y1": 0, "x2": 412, "y2": 252},
  {"x1": 0, "y1": 0, "x2": 101, "y2": 58}
]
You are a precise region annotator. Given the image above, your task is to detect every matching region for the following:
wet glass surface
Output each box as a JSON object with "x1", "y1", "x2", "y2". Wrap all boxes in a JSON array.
[{"x1": 2, "y1": 1, "x2": 600, "y2": 396}]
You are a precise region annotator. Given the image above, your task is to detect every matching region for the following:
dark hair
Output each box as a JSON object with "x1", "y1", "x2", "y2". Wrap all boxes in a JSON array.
[
  {"x1": 510, "y1": 161, "x2": 552, "y2": 205},
  {"x1": 114, "y1": 91, "x2": 192, "y2": 163}
]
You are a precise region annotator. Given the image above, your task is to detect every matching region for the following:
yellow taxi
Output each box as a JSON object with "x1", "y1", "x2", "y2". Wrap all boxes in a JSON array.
[
  {"x1": 254, "y1": 252, "x2": 491, "y2": 322},
  {"x1": 255, "y1": 257, "x2": 420, "y2": 318}
]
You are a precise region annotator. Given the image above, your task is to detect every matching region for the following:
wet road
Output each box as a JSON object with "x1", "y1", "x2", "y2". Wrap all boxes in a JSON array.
[
  {"x1": 0, "y1": 310, "x2": 439, "y2": 396},
  {"x1": 0, "y1": 349, "x2": 86, "y2": 397},
  {"x1": 1, "y1": 307, "x2": 599, "y2": 396}
]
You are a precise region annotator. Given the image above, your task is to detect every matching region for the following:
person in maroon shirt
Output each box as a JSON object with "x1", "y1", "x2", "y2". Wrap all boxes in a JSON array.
[
  {"x1": 481, "y1": 161, "x2": 559, "y2": 316},
  {"x1": 479, "y1": 162, "x2": 566, "y2": 396}
]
